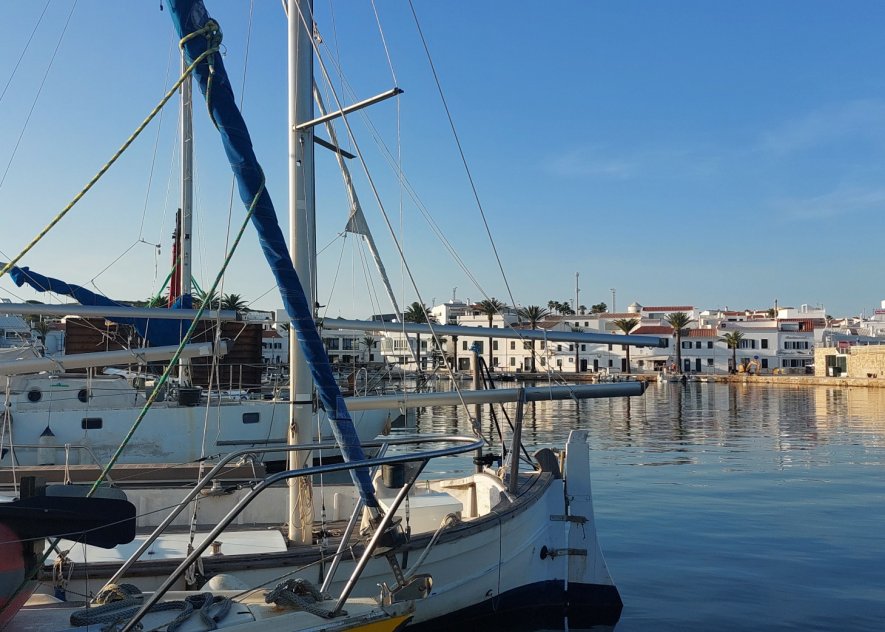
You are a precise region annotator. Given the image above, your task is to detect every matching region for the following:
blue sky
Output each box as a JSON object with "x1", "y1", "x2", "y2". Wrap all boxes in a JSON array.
[{"x1": 1, "y1": 1, "x2": 884, "y2": 319}]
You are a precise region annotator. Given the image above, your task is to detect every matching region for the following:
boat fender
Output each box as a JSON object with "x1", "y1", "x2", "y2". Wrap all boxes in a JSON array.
[
  {"x1": 206, "y1": 573, "x2": 249, "y2": 591},
  {"x1": 0, "y1": 523, "x2": 29, "y2": 629}
]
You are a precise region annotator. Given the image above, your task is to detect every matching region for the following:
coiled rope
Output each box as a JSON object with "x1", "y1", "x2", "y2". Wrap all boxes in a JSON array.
[
  {"x1": 265, "y1": 578, "x2": 343, "y2": 619},
  {"x1": 69, "y1": 584, "x2": 232, "y2": 630}
]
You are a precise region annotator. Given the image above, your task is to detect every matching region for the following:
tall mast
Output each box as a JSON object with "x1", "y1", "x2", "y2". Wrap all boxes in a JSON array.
[
  {"x1": 288, "y1": 0, "x2": 316, "y2": 544},
  {"x1": 178, "y1": 56, "x2": 194, "y2": 385}
]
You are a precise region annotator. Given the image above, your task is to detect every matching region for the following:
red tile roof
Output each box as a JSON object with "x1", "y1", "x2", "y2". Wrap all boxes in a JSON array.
[
  {"x1": 641, "y1": 306, "x2": 693, "y2": 312},
  {"x1": 632, "y1": 325, "x2": 673, "y2": 335},
  {"x1": 598, "y1": 312, "x2": 641, "y2": 319},
  {"x1": 685, "y1": 328, "x2": 718, "y2": 337}
]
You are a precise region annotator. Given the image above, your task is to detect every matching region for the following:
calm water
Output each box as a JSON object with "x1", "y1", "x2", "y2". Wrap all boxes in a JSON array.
[{"x1": 411, "y1": 382, "x2": 885, "y2": 631}]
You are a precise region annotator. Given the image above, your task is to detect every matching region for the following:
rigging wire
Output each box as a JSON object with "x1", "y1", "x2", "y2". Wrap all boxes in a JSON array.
[
  {"x1": 138, "y1": 31, "x2": 178, "y2": 240},
  {"x1": 0, "y1": 0, "x2": 78, "y2": 191},
  {"x1": 406, "y1": 0, "x2": 518, "y2": 312},
  {"x1": 0, "y1": 22, "x2": 223, "y2": 282},
  {"x1": 0, "y1": 0, "x2": 50, "y2": 106},
  {"x1": 313, "y1": 41, "x2": 564, "y2": 387},
  {"x1": 314, "y1": 45, "x2": 496, "y2": 308}
]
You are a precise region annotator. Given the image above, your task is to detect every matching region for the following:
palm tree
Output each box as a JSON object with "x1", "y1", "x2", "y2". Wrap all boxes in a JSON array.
[
  {"x1": 403, "y1": 301, "x2": 430, "y2": 371},
  {"x1": 517, "y1": 305, "x2": 549, "y2": 372},
  {"x1": 146, "y1": 294, "x2": 170, "y2": 308},
  {"x1": 665, "y1": 312, "x2": 693, "y2": 373},
  {"x1": 721, "y1": 331, "x2": 745, "y2": 374},
  {"x1": 612, "y1": 317, "x2": 639, "y2": 374},
  {"x1": 194, "y1": 288, "x2": 220, "y2": 310},
  {"x1": 361, "y1": 335, "x2": 376, "y2": 362},
  {"x1": 479, "y1": 298, "x2": 505, "y2": 371},
  {"x1": 221, "y1": 293, "x2": 248, "y2": 312}
]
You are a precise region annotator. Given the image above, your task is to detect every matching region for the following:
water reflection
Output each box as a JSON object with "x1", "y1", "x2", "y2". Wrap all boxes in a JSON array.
[
  {"x1": 412, "y1": 383, "x2": 885, "y2": 475},
  {"x1": 410, "y1": 382, "x2": 885, "y2": 631}
]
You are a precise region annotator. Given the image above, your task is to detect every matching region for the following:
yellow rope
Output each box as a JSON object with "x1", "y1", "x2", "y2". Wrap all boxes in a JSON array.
[{"x1": 0, "y1": 21, "x2": 222, "y2": 281}]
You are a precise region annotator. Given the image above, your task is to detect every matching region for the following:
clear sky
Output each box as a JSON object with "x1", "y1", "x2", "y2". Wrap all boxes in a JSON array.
[{"x1": 1, "y1": 1, "x2": 884, "y2": 319}]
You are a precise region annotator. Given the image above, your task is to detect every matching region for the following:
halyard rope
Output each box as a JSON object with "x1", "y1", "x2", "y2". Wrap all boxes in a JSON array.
[{"x1": 0, "y1": 21, "x2": 222, "y2": 282}]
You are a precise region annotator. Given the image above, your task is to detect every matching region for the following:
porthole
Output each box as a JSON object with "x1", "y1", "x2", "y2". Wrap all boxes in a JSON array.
[
  {"x1": 27, "y1": 389, "x2": 42, "y2": 403},
  {"x1": 77, "y1": 389, "x2": 89, "y2": 403}
]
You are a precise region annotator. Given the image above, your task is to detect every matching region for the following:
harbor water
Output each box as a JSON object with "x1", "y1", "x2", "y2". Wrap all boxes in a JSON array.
[{"x1": 412, "y1": 381, "x2": 885, "y2": 631}]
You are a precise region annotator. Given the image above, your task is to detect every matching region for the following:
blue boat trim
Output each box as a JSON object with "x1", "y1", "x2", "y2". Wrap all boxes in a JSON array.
[
  {"x1": 8, "y1": 265, "x2": 192, "y2": 347},
  {"x1": 406, "y1": 580, "x2": 623, "y2": 631}
]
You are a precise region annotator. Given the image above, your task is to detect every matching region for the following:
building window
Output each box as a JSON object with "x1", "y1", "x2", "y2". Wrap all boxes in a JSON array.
[
  {"x1": 557, "y1": 344, "x2": 562, "y2": 352},
  {"x1": 761, "y1": 339, "x2": 768, "y2": 349},
  {"x1": 682, "y1": 341, "x2": 691, "y2": 349},
  {"x1": 493, "y1": 341, "x2": 499, "y2": 351},
  {"x1": 510, "y1": 341, "x2": 516, "y2": 350},
  {"x1": 707, "y1": 358, "x2": 714, "y2": 366},
  {"x1": 462, "y1": 340, "x2": 468, "y2": 351},
  {"x1": 695, "y1": 341, "x2": 701, "y2": 349},
  {"x1": 540, "y1": 341, "x2": 546, "y2": 350},
  {"x1": 581, "y1": 344, "x2": 585, "y2": 351},
  {"x1": 510, "y1": 357, "x2": 516, "y2": 366},
  {"x1": 707, "y1": 341, "x2": 713, "y2": 349}
]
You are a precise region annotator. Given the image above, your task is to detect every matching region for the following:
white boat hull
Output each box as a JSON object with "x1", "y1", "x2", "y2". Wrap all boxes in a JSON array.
[
  {"x1": 0, "y1": 375, "x2": 403, "y2": 470},
  {"x1": 33, "y1": 431, "x2": 621, "y2": 628}
]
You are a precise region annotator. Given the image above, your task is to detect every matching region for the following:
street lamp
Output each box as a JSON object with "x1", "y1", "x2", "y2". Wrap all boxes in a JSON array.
[{"x1": 610, "y1": 288, "x2": 616, "y2": 313}]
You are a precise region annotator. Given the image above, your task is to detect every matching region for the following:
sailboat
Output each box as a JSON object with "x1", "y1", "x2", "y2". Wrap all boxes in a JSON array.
[{"x1": 0, "y1": 0, "x2": 670, "y2": 629}]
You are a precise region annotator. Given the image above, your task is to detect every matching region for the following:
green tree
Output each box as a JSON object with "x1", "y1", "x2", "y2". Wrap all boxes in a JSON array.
[
  {"x1": 721, "y1": 331, "x2": 745, "y2": 373},
  {"x1": 403, "y1": 301, "x2": 431, "y2": 371},
  {"x1": 221, "y1": 293, "x2": 248, "y2": 312},
  {"x1": 361, "y1": 335, "x2": 376, "y2": 362},
  {"x1": 612, "y1": 317, "x2": 639, "y2": 374},
  {"x1": 517, "y1": 305, "x2": 549, "y2": 372},
  {"x1": 479, "y1": 298, "x2": 505, "y2": 371},
  {"x1": 194, "y1": 288, "x2": 220, "y2": 310},
  {"x1": 665, "y1": 312, "x2": 693, "y2": 373},
  {"x1": 591, "y1": 302, "x2": 607, "y2": 314},
  {"x1": 144, "y1": 294, "x2": 170, "y2": 308}
]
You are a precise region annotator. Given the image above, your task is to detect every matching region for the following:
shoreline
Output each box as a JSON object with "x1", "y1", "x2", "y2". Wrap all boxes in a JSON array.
[{"x1": 485, "y1": 372, "x2": 885, "y2": 388}]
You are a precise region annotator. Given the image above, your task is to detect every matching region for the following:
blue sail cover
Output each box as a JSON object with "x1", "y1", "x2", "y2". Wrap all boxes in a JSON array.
[
  {"x1": 8, "y1": 265, "x2": 193, "y2": 347},
  {"x1": 166, "y1": 0, "x2": 377, "y2": 507}
]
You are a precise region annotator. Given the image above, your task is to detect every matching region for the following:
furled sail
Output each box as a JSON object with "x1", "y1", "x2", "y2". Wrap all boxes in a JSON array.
[
  {"x1": 8, "y1": 265, "x2": 192, "y2": 347},
  {"x1": 166, "y1": 0, "x2": 377, "y2": 507}
]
